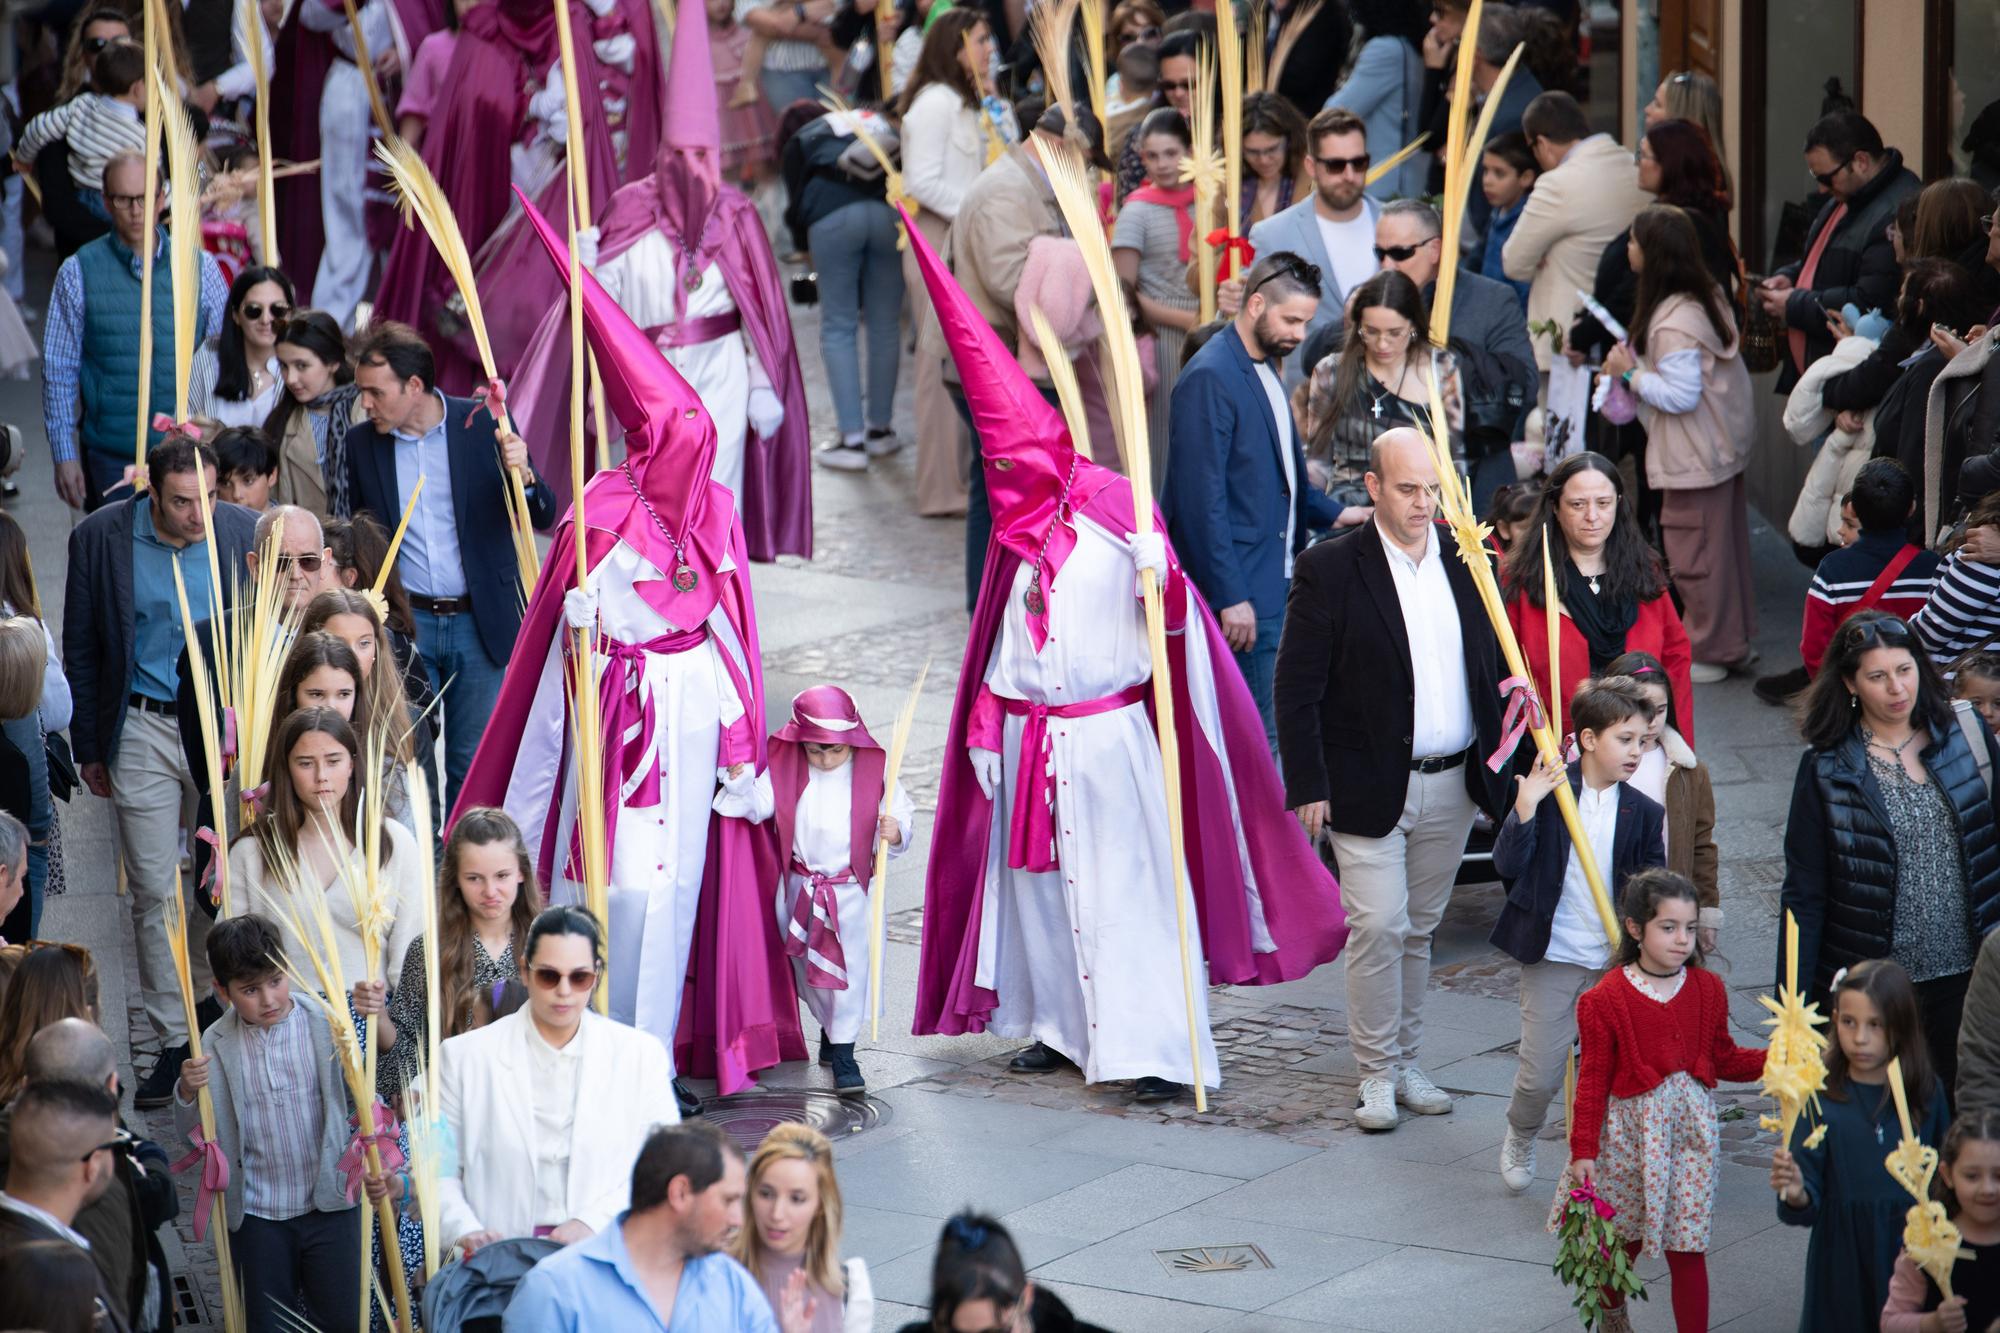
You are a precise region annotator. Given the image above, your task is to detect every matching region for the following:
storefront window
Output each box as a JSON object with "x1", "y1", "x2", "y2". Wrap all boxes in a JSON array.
[
  {"x1": 1757, "y1": 0, "x2": 1857, "y2": 270},
  {"x1": 1950, "y1": 0, "x2": 2000, "y2": 188}
]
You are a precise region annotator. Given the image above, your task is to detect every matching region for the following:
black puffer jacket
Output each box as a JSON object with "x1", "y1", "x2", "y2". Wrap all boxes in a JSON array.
[{"x1": 1781, "y1": 716, "x2": 2000, "y2": 1002}]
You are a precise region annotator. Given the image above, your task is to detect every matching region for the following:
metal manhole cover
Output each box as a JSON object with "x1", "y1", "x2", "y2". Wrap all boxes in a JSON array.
[
  {"x1": 1153, "y1": 1244, "x2": 1274, "y2": 1275},
  {"x1": 700, "y1": 1089, "x2": 893, "y2": 1153}
]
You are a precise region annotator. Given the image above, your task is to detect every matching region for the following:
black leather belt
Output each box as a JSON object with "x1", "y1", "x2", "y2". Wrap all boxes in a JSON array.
[
  {"x1": 1410, "y1": 749, "x2": 1468, "y2": 774},
  {"x1": 128, "y1": 693, "x2": 176, "y2": 717},
  {"x1": 410, "y1": 593, "x2": 466, "y2": 617}
]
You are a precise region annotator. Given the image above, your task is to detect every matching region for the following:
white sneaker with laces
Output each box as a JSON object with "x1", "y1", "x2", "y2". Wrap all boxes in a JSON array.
[
  {"x1": 815, "y1": 440, "x2": 869, "y2": 472},
  {"x1": 1499, "y1": 1127, "x2": 1536, "y2": 1193},
  {"x1": 1354, "y1": 1075, "x2": 1398, "y2": 1131},
  {"x1": 1395, "y1": 1065, "x2": 1453, "y2": 1115}
]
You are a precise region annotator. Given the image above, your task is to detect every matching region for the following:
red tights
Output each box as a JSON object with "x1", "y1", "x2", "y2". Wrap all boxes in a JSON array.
[{"x1": 1600, "y1": 1242, "x2": 1708, "y2": 1331}]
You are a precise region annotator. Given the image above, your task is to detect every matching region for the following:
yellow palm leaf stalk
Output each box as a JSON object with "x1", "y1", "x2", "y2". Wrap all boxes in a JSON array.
[
  {"x1": 1027, "y1": 306, "x2": 1093, "y2": 461},
  {"x1": 1883, "y1": 1056, "x2": 1972, "y2": 1299},
  {"x1": 1265, "y1": 0, "x2": 1321, "y2": 97},
  {"x1": 228, "y1": 531, "x2": 306, "y2": 822},
  {"x1": 337, "y1": 0, "x2": 396, "y2": 139},
  {"x1": 262, "y1": 840, "x2": 415, "y2": 1333},
  {"x1": 399, "y1": 759, "x2": 444, "y2": 1278},
  {"x1": 335, "y1": 728, "x2": 396, "y2": 1316},
  {"x1": 400, "y1": 1056, "x2": 444, "y2": 1282},
  {"x1": 134, "y1": 11, "x2": 165, "y2": 483},
  {"x1": 239, "y1": 0, "x2": 278, "y2": 264},
  {"x1": 171, "y1": 559, "x2": 236, "y2": 917},
  {"x1": 1216, "y1": 3, "x2": 1243, "y2": 246},
  {"x1": 1245, "y1": 0, "x2": 1268, "y2": 94},
  {"x1": 547, "y1": 0, "x2": 616, "y2": 470},
  {"x1": 145, "y1": 0, "x2": 186, "y2": 89},
  {"x1": 1541, "y1": 539, "x2": 1561, "y2": 750},
  {"x1": 1029, "y1": 0, "x2": 1080, "y2": 127},
  {"x1": 867, "y1": 659, "x2": 929, "y2": 1041},
  {"x1": 562, "y1": 182, "x2": 612, "y2": 1014},
  {"x1": 1364, "y1": 133, "x2": 1431, "y2": 189},
  {"x1": 162, "y1": 871, "x2": 247, "y2": 1333},
  {"x1": 1180, "y1": 49, "x2": 1223, "y2": 323},
  {"x1": 152, "y1": 68, "x2": 203, "y2": 422},
  {"x1": 376, "y1": 138, "x2": 541, "y2": 595},
  {"x1": 372, "y1": 477, "x2": 426, "y2": 596},
  {"x1": 1432, "y1": 40, "x2": 1520, "y2": 344},
  {"x1": 1078, "y1": 0, "x2": 1108, "y2": 153},
  {"x1": 1757, "y1": 910, "x2": 1830, "y2": 1148},
  {"x1": 1041, "y1": 140, "x2": 1206, "y2": 1111}
]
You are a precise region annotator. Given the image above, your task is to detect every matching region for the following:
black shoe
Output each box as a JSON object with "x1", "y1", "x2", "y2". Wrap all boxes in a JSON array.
[
  {"x1": 817, "y1": 1031, "x2": 833, "y2": 1066},
  {"x1": 1753, "y1": 664, "x2": 1810, "y2": 706},
  {"x1": 1007, "y1": 1041, "x2": 1073, "y2": 1074},
  {"x1": 673, "y1": 1077, "x2": 703, "y2": 1119},
  {"x1": 829, "y1": 1043, "x2": 866, "y2": 1097},
  {"x1": 133, "y1": 1043, "x2": 189, "y2": 1110},
  {"x1": 1132, "y1": 1076, "x2": 1185, "y2": 1104}
]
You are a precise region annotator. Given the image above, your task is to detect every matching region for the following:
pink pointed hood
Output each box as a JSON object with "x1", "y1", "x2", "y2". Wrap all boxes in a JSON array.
[
  {"x1": 662, "y1": 0, "x2": 721, "y2": 155},
  {"x1": 773, "y1": 685, "x2": 880, "y2": 750},
  {"x1": 899, "y1": 200, "x2": 1113, "y2": 648}
]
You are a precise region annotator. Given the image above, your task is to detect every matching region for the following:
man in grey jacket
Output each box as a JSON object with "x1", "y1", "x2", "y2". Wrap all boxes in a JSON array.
[
  {"x1": 62, "y1": 435, "x2": 256, "y2": 1109},
  {"x1": 1300, "y1": 200, "x2": 1538, "y2": 514}
]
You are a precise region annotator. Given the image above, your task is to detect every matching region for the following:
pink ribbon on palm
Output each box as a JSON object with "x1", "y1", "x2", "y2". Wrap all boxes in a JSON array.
[
  {"x1": 1488, "y1": 675, "x2": 1546, "y2": 772},
  {"x1": 150, "y1": 413, "x2": 206, "y2": 442},
  {"x1": 171, "y1": 1125, "x2": 231, "y2": 1239},
  {"x1": 1568, "y1": 1184, "x2": 1617, "y2": 1220},
  {"x1": 335, "y1": 1102, "x2": 406, "y2": 1204},
  {"x1": 467, "y1": 376, "x2": 508, "y2": 429},
  {"x1": 195, "y1": 827, "x2": 225, "y2": 905}
]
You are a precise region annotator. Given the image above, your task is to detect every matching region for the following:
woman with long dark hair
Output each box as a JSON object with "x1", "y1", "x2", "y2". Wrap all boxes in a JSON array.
[
  {"x1": 1301, "y1": 270, "x2": 1463, "y2": 501},
  {"x1": 893, "y1": 1213, "x2": 1109, "y2": 1332},
  {"x1": 1503, "y1": 451, "x2": 1694, "y2": 742},
  {"x1": 1238, "y1": 92, "x2": 1308, "y2": 230},
  {"x1": 1782, "y1": 610, "x2": 2000, "y2": 1090},
  {"x1": 1601, "y1": 205, "x2": 1757, "y2": 682},
  {"x1": 189, "y1": 266, "x2": 295, "y2": 428},
  {"x1": 262, "y1": 310, "x2": 357, "y2": 518}
]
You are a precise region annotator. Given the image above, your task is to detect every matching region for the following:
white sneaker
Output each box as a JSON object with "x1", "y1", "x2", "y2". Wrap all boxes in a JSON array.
[
  {"x1": 1355, "y1": 1075, "x2": 1398, "y2": 1131},
  {"x1": 815, "y1": 440, "x2": 869, "y2": 472},
  {"x1": 1395, "y1": 1065, "x2": 1453, "y2": 1115},
  {"x1": 1499, "y1": 1128, "x2": 1536, "y2": 1193},
  {"x1": 1689, "y1": 661, "x2": 1730, "y2": 684},
  {"x1": 864, "y1": 428, "x2": 904, "y2": 457}
]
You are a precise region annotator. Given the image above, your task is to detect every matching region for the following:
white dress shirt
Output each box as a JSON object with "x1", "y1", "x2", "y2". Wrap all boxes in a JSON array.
[
  {"x1": 1255, "y1": 358, "x2": 1298, "y2": 578},
  {"x1": 0, "y1": 1191, "x2": 91, "y2": 1248},
  {"x1": 1545, "y1": 778, "x2": 1619, "y2": 969},
  {"x1": 1377, "y1": 520, "x2": 1475, "y2": 759},
  {"x1": 525, "y1": 1023, "x2": 584, "y2": 1227}
]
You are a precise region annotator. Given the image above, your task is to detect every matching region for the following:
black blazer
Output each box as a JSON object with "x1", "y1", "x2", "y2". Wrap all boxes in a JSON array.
[
  {"x1": 342, "y1": 395, "x2": 557, "y2": 667},
  {"x1": 1489, "y1": 767, "x2": 1666, "y2": 965},
  {"x1": 1272, "y1": 520, "x2": 1509, "y2": 835},
  {"x1": 61, "y1": 494, "x2": 259, "y2": 767}
]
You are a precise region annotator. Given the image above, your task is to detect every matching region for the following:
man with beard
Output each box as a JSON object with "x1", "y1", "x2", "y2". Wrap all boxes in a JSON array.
[
  {"x1": 1223, "y1": 107, "x2": 1380, "y2": 390},
  {"x1": 1166, "y1": 252, "x2": 1359, "y2": 748}
]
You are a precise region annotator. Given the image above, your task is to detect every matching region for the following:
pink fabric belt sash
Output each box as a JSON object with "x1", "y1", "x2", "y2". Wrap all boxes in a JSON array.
[
  {"x1": 784, "y1": 855, "x2": 855, "y2": 990},
  {"x1": 1002, "y1": 682, "x2": 1150, "y2": 872},
  {"x1": 565, "y1": 626, "x2": 710, "y2": 881},
  {"x1": 644, "y1": 310, "x2": 743, "y2": 350}
]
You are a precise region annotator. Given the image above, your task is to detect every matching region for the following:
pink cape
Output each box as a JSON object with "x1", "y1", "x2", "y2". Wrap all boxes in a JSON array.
[
  {"x1": 508, "y1": 180, "x2": 812, "y2": 560},
  {"x1": 912, "y1": 476, "x2": 1350, "y2": 1037}
]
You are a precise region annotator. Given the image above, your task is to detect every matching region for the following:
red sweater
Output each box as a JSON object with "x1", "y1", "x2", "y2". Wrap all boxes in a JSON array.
[
  {"x1": 1506, "y1": 592, "x2": 1696, "y2": 746},
  {"x1": 1569, "y1": 965, "x2": 1766, "y2": 1161}
]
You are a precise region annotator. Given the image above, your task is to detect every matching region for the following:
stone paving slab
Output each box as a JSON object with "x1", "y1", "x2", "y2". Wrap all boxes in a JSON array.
[
  {"x1": 1001, "y1": 1163, "x2": 1245, "y2": 1245},
  {"x1": 1263, "y1": 1247, "x2": 1576, "y2": 1331}
]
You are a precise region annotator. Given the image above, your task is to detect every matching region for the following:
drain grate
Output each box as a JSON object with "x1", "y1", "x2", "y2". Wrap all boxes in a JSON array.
[
  {"x1": 170, "y1": 1272, "x2": 212, "y2": 1328},
  {"x1": 701, "y1": 1089, "x2": 893, "y2": 1154},
  {"x1": 1152, "y1": 1244, "x2": 1274, "y2": 1275}
]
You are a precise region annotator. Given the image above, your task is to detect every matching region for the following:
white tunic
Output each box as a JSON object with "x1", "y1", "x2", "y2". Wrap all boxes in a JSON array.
[
  {"x1": 595, "y1": 231, "x2": 777, "y2": 511},
  {"x1": 301, "y1": 0, "x2": 391, "y2": 328},
  {"x1": 501, "y1": 536, "x2": 754, "y2": 1071},
  {"x1": 971, "y1": 515, "x2": 1220, "y2": 1087}
]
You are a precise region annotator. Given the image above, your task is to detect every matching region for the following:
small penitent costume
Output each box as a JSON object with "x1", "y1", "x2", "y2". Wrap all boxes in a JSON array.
[
  {"x1": 453, "y1": 191, "x2": 803, "y2": 1094},
  {"x1": 905, "y1": 203, "x2": 1349, "y2": 1090},
  {"x1": 509, "y1": 0, "x2": 811, "y2": 562}
]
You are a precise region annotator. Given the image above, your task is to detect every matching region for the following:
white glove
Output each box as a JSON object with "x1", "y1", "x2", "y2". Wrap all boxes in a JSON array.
[
  {"x1": 1126, "y1": 531, "x2": 1167, "y2": 584},
  {"x1": 592, "y1": 31, "x2": 636, "y2": 72},
  {"x1": 747, "y1": 386, "x2": 785, "y2": 437},
  {"x1": 969, "y1": 747, "x2": 1001, "y2": 801},
  {"x1": 717, "y1": 763, "x2": 757, "y2": 795},
  {"x1": 562, "y1": 585, "x2": 599, "y2": 630},
  {"x1": 579, "y1": 0, "x2": 617, "y2": 17},
  {"x1": 530, "y1": 76, "x2": 568, "y2": 143},
  {"x1": 574, "y1": 225, "x2": 600, "y2": 269}
]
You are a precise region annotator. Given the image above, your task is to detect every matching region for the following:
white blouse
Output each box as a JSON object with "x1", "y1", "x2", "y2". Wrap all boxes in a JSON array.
[
  {"x1": 526, "y1": 1024, "x2": 583, "y2": 1226},
  {"x1": 899, "y1": 82, "x2": 1015, "y2": 221}
]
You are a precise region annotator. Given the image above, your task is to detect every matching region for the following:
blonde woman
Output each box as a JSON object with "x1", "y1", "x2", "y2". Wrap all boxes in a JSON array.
[{"x1": 733, "y1": 1124, "x2": 872, "y2": 1332}]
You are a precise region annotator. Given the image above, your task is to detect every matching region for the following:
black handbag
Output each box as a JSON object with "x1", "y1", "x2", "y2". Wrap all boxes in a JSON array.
[{"x1": 45, "y1": 730, "x2": 76, "y2": 803}]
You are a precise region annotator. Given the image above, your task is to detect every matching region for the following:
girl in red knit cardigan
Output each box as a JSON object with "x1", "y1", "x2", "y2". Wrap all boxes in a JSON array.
[{"x1": 1552, "y1": 869, "x2": 1768, "y2": 1333}]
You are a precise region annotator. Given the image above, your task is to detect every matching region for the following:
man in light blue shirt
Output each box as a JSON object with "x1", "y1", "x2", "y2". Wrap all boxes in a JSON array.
[{"x1": 504, "y1": 1123, "x2": 781, "y2": 1333}]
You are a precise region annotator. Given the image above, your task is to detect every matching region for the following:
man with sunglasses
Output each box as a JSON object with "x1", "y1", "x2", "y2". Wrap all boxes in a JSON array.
[
  {"x1": 1228, "y1": 107, "x2": 1380, "y2": 388},
  {"x1": 63, "y1": 435, "x2": 258, "y2": 1110},
  {"x1": 1758, "y1": 110, "x2": 1918, "y2": 392},
  {"x1": 0, "y1": 1078, "x2": 131, "y2": 1331}
]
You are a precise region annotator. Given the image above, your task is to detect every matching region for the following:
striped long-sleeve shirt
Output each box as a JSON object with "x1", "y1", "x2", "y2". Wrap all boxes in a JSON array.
[
  {"x1": 1913, "y1": 548, "x2": 2000, "y2": 670},
  {"x1": 15, "y1": 93, "x2": 146, "y2": 193},
  {"x1": 1801, "y1": 530, "x2": 1940, "y2": 677}
]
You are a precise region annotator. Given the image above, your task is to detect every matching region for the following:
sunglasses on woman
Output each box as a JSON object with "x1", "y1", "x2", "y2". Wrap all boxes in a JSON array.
[
  {"x1": 530, "y1": 965, "x2": 597, "y2": 990},
  {"x1": 242, "y1": 302, "x2": 291, "y2": 323}
]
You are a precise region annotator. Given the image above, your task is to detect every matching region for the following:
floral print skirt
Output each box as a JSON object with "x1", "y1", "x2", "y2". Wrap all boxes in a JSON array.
[{"x1": 1548, "y1": 1071, "x2": 1719, "y2": 1256}]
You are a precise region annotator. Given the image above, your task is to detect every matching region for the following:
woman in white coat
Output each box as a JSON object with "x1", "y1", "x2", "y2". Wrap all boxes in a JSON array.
[{"x1": 439, "y1": 905, "x2": 678, "y2": 1254}]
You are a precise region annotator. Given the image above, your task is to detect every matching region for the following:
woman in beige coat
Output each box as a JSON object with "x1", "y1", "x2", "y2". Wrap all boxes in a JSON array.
[{"x1": 1602, "y1": 205, "x2": 1757, "y2": 682}]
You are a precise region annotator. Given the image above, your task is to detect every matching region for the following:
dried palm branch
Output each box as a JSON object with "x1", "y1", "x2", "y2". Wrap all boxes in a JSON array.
[
  {"x1": 1179, "y1": 49, "x2": 1223, "y2": 322},
  {"x1": 548, "y1": 0, "x2": 616, "y2": 469},
  {"x1": 162, "y1": 871, "x2": 247, "y2": 1333},
  {"x1": 1758, "y1": 910, "x2": 1830, "y2": 1149},
  {"x1": 868, "y1": 659, "x2": 929, "y2": 1040},
  {"x1": 373, "y1": 476, "x2": 426, "y2": 597},
  {"x1": 1245, "y1": 0, "x2": 1268, "y2": 94},
  {"x1": 1040, "y1": 140, "x2": 1206, "y2": 1110},
  {"x1": 1216, "y1": 3, "x2": 1244, "y2": 242},
  {"x1": 1364, "y1": 132, "x2": 1431, "y2": 188},
  {"x1": 1026, "y1": 306, "x2": 1093, "y2": 462},
  {"x1": 171, "y1": 558, "x2": 236, "y2": 917},
  {"x1": 1432, "y1": 36, "x2": 1520, "y2": 342},
  {"x1": 237, "y1": 0, "x2": 279, "y2": 265},
  {"x1": 337, "y1": 0, "x2": 395, "y2": 139},
  {"x1": 1884, "y1": 1056, "x2": 1972, "y2": 1298},
  {"x1": 133, "y1": 12, "x2": 165, "y2": 481},
  {"x1": 399, "y1": 1054, "x2": 444, "y2": 1282},
  {"x1": 151, "y1": 69, "x2": 203, "y2": 421},
  {"x1": 376, "y1": 138, "x2": 541, "y2": 595},
  {"x1": 1265, "y1": 0, "x2": 1321, "y2": 97},
  {"x1": 227, "y1": 526, "x2": 306, "y2": 819},
  {"x1": 403, "y1": 760, "x2": 440, "y2": 1132},
  {"x1": 1078, "y1": 0, "x2": 1109, "y2": 154},
  {"x1": 1030, "y1": 0, "x2": 1080, "y2": 129}
]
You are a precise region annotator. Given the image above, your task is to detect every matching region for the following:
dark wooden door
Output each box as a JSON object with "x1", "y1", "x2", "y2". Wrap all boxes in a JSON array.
[{"x1": 1657, "y1": 0, "x2": 1723, "y2": 80}]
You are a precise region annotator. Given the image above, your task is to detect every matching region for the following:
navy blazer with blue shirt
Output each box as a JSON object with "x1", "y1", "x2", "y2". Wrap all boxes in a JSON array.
[
  {"x1": 343, "y1": 394, "x2": 557, "y2": 667},
  {"x1": 1489, "y1": 765, "x2": 1665, "y2": 966},
  {"x1": 1164, "y1": 323, "x2": 1342, "y2": 619}
]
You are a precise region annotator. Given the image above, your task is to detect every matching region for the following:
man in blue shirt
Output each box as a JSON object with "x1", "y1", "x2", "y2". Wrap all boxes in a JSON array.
[{"x1": 504, "y1": 1122, "x2": 783, "y2": 1332}]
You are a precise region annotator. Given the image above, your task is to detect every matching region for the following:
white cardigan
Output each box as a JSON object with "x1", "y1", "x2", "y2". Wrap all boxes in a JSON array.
[{"x1": 900, "y1": 82, "x2": 1014, "y2": 222}]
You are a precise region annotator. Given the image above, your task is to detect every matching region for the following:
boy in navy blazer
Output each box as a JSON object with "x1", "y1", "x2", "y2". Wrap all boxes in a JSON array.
[{"x1": 1490, "y1": 676, "x2": 1664, "y2": 1193}]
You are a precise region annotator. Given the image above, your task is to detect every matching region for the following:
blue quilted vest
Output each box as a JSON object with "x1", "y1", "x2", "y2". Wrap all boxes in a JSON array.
[{"x1": 75, "y1": 230, "x2": 188, "y2": 462}]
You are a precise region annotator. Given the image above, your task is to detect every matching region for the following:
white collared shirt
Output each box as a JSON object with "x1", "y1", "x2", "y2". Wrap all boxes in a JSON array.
[
  {"x1": 1546, "y1": 778, "x2": 1619, "y2": 969},
  {"x1": 0, "y1": 1190, "x2": 91, "y2": 1249},
  {"x1": 1254, "y1": 357, "x2": 1298, "y2": 577},
  {"x1": 525, "y1": 1022, "x2": 584, "y2": 1227},
  {"x1": 1377, "y1": 520, "x2": 1475, "y2": 759}
]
